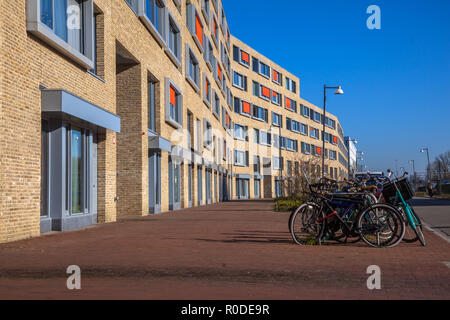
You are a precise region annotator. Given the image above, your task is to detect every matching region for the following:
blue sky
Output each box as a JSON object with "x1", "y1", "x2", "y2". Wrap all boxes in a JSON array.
[{"x1": 222, "y1": 0, "x2": 450, "y2": 175}]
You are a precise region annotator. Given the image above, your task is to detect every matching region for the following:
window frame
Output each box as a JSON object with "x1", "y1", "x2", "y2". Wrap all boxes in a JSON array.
[
  {"x1": 185, "y1": 43, "x2": 200, "y2": 92},
  {"x1": 165, "y1": 78, "x2": 183, "y2": 128},
  {"x1": 27, "y1": 0, "x2": 96, "y2": 69},
  {"x1": 165, "y1": 9, "x2": 182, "y2": 68}
]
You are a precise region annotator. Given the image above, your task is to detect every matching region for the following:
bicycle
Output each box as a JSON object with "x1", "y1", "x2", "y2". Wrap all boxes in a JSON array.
[{"x1": 382, "y1": 170, "x2": 426, "y2": 246}]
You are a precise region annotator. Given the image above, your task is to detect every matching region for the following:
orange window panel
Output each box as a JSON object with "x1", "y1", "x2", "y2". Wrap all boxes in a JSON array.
[
  {"x1": 261, "y1": 86, "x2": 270, "y2": 98},
  {"x1": 217, "y1": 64, "x2": 222, "y2": 79},
  {"x1": 241, "y1": 51, "x2": 249, "y2": 63},
  {"x1": 286, "y1": 97, "x2": 291, "y2": 109},
  {"x1": 213, "y1": 18, "x2": 217, "y2": 36},
  {"x1": 170, "y1": 85, "x2": 176, "y2": 106},
  {"x1": 317, "y1": 147, "x2": 322, "y2": 154},
  {"x1": 242, "y1": 101, "x2": 251, "y2": 114},
  {"x1": 333, "y1": 136, "x2": 338, "y2": 144},
  {"x1": 195, "y1": 14, "x2": 203, "y2": 46},
  {"x1": 273, "y1": 70, "x2": 278, "y2": 81}
]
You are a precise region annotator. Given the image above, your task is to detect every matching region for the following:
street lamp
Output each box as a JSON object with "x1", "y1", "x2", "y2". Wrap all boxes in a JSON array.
[
  {"x1": 322, "y1": 85, "x2": 344, "y2": 177},
  {"x1": 409, "y1": 160, "x2": 416, "y2": 188},
  {"x1": 270, "y1": 125, "x2": 283, "y2": 197},
  {"x1": 420, "y1": 147, "x2": 431, "y2": 181}
]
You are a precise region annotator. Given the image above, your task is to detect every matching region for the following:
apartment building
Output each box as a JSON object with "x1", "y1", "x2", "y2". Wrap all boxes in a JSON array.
[{"x1": 0, "y1": 0, "x2": 348, "y2": 243}]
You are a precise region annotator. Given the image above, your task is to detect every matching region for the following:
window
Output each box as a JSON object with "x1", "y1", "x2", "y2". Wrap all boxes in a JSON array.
[
  {"x1": 166, "y1": 11, "x2": 181, "y2": 66},
  {"x1": 234, "y1": 124, "x2": 247, "y2": 141},
  {"x1": 143, "y1": 0, "x2": 167, "y2": 45},
  {"x1": 252, "y1": 105, "x2": 268, "y2": 122},
  {"x1": 272, "y1": 91, "x2": 281, "y2": 106},
  {"x1": 187, "y1": 4, "x2": 204, "y2": 51},
  {"x1": 254, "y1": 156, "x2": 261, "y2": 175},
  {"x1": 272, "y1": 112, "x2": 282, "y2": 127},
  {"x1": 285, "y1": 97, "x2": 297, "y2": 112},
  {"x1": 253, "y1": 129, "x2": 260, "y2": 144},
  {"x1": 213, "y1": 90, "x2": 220, "y2": 119},
  {"x1": 300, "y1": 123, "x2": 308, "y2": 135},
  {"x1": 313, "y1": 111, "x2": 322, "y2": 123},
  {"x1": 301, "y1": 142, "x2": 311, "y2": 155},
  {"x1": 211, "y1": 14, "x2": 219, "y2": 45},
  {"x1": 325, "y1": 116, "x2": 336, "y2": 129},
  {"x1": 215, "y1": 60, "x2": 223, "y2": 85},
  {"x1": 310, "y1": 127, "x2": 319, "y2": 139},
  {"x1": 234, "y1": 150, "x2": 248, "y2": 167},
  {"x1": 227, "y1": 87, "x2": 233, "y2": 108},
  {"x1": 286, "y1": 77, "x2": 297, "y2": 93},
  {"x1": 29, "y1": 0, "x2": 95, "y2": 69},
  {"x1": 186, "y1": 44, "x2": 200, "y2": 91},
  {"x1": 232, "y1": 71, "x2": 247, "y2": 91},
  {"x1": 273, "y1": 157, "x2": 283, "y2": 170},
  {"x1": 203, "y1": 74, "x2": 212, "y2": 106},
  {"x1": 195, "y1": 118, "x2": 202, "y2": 151},
  {"x1": 301, "y1": 104, "x2": 310, "y2": 118},
  {"x1": 252, "y1": 57, "x2": 259, "y2": 73},
  {"x1": 203, "y1": 119, "x2": 212, "y2": 148},
  {"x1": 260, "y1": 62, "x2": 270, "y2": 78},
  {"x1": 148, "y1": 80, "x2": 157, "y2": 133},
  {"x1": 222, "y1": 107, "x2": 231, "y2": 130},
  {"x1": 187, "y1": 111, "x2": 193, "y2": 150},
  {"x1": 273, "y1": 69, "x2": 282, "y2": 85},
  {"x1": 165, "y1": 78, "x2": 182, "y2": 128},
  {"x1": 260, "y1": 130, "x2": 271, "y2": 146},
  {"x1": 203, "y1": 37, "x2": 214, "y2": 70},
  {"x1": 286, "y1": 138, "x2": 298, "y2": 152},
  {"x1": 233, "y1": 46, "x2": 250, "y2": 67},
  {"x1": 259, "y1": 84, "x2": 271, "y2": 101},
  {"x1": 240, "y1": 100, "x2": 251, "y2": 117},
  {"x1": 330, "y1": 150, "x2": 337, "y2": 160},
  {"x1": 313, "y1": 146, "x2": 322, "y2": 157},
  {"x1": 286, "y1": 118, "x2": 300, "y2": 133}
]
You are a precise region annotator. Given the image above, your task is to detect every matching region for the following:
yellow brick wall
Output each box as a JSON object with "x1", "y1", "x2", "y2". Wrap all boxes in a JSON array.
[{"x1": 0, "y1": 0, "x2": 349, "y2": 243}]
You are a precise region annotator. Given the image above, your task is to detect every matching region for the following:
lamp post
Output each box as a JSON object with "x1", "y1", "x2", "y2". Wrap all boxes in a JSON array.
[
  {"x1": 420, "y1": 147, "x2": 431, "y2": 181},
  {"x1": 322, "y1": 85, "x2": 344, "y2": 177},
  {"x1": 408, "y1": 160, "x2": 416, "y2": 187},
  {"x1": 270, "y1": 125, "x2": 283, "y2": 197}
]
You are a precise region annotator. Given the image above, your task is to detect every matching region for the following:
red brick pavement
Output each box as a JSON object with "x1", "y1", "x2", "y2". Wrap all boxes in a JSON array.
[{"x1": 0, "y1": 200, "x2": 449, "y2": 300}]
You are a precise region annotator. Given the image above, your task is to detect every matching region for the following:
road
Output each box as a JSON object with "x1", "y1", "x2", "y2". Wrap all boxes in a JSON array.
[
  {"x1": 411, "y1": 197, "x2": 450, "y2": 240},
  {"x1": 0, "y1": 200, "x2": 449, "y2": 300}
]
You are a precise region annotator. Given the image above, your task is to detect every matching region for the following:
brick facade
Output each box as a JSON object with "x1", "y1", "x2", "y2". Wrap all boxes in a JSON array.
[{"x1": 0, "y1": 0, "x2": 349, "y2": 243}]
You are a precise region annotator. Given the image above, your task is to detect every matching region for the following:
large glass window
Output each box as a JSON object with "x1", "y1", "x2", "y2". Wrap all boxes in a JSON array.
[
  {"x1": 148, "y1": 81, "x2": 156, "y2": 132},
  {"x1": 145, "y1": 0, "x2": 165, "y2": 37},
  {"x1": 71, "y1": 127, "x2": 83, "y2": 214}
]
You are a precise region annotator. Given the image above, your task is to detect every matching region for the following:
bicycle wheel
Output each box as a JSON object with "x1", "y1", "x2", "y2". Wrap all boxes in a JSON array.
[
  {"x1": 357, "y1": 204, "x2": 405, "y2": 248},
  {"x1": 289, "y1": 202, "x2": 326, "y2": 245},
  {"x1": 409, "y1": 206, "x2": 426, "y2": 246},
  {"x1": 398, "y1": 205, "x2": 420, "y2": 244}
]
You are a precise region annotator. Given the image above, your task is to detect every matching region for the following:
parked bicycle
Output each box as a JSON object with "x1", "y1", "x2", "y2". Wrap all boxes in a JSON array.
[{"x1": 289, "y1": 167, "x2": 406, "y2": 248}]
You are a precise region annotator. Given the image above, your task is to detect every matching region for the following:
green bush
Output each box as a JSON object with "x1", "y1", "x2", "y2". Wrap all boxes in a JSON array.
[{"x1": 274, "y1": 196, "x2": 306, "y2": 212}]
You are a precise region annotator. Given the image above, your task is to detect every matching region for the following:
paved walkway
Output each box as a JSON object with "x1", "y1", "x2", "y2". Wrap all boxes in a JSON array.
[
  {"x1": 411, "y1": 197, "x2": 450, "y2": 239},
  {"x1": 0, "y1": 200, "x2": 449, "y2": 300}
]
